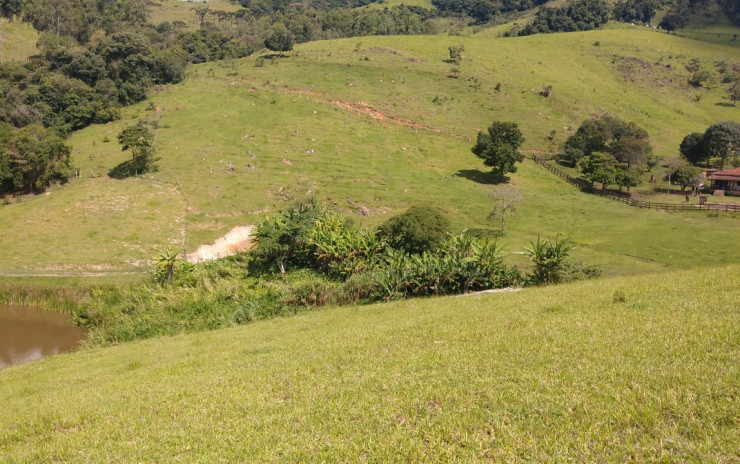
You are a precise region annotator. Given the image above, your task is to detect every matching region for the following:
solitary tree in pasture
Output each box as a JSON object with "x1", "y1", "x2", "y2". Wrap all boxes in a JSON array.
[
  {"x1": 471, "y1": 121, "x2": 525, "y2": 181},
  {"x1": 118, "y1": 120, "x2": 156, "y2": 174},
  {"x1": 487, "y1": 185, "x2": 523, "y2": 235}
]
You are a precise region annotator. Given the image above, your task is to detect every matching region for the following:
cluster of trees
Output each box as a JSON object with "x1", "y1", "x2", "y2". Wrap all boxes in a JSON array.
[
  {"x1": 680, "y1": 121, "x2": 740, "y2": 169},
  {"x1": 518, "y1": 0, "x2": 610, "y2": 35},
  {"x1": 431, "y1": 0, "x2": 549, "y2": 24},
  {"x1": 0, "y1": 123, "x2": 71, "y2": 194},
  {"x1": 612, "y1": 0, "x2": 665, "y2": 24},
  {"x1": 660, "y1": 0, "x2": 740, "y2": 31},
  {"x1": 563, "y1": 115, "x2": 653, "y2": 191}
]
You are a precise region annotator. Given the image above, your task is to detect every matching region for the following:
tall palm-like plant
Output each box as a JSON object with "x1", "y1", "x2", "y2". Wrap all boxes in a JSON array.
[{"x1": 525, "y1": 235, "x2": 573, "y2": 285}]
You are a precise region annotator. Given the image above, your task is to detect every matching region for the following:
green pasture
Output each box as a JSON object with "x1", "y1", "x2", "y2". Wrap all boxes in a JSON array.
[
  {"x1": 2, "y1": 29, "x2": 738, "y2": 273},
  {"x1": 1, "y1": 264, "x2": 737, "y2": 462},
  {"x1": 148, "y1": 0, "x2": 243, "y2": 29},
  {"x1": 0, "y1": 21, "x2": 38, "y2": 62}
]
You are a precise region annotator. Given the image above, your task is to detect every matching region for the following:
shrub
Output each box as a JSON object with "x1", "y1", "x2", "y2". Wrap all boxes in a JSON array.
[{"x1": 377, "y1": 205, "x2": 451, "y2": 255}]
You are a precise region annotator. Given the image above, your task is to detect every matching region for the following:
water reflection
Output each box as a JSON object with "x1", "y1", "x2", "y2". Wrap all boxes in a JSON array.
[{"x1": 0, "y1": 304, "x2": 87, "y2": 369}]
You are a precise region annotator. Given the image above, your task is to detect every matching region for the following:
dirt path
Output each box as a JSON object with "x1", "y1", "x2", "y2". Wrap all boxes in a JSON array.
[{"x1": 186, "y1": 225, "x2": 255, "y2": 263}]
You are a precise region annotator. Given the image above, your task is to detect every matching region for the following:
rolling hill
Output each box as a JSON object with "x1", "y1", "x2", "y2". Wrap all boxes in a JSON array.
[{"x1": 1, "y1": 28, "x2": 738, "y2": 275}]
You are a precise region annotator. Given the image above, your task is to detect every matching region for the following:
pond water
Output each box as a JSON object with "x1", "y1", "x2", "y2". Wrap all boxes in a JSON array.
[{"x1": 0, "y1": 304, "x2": 87, "y2": 370}]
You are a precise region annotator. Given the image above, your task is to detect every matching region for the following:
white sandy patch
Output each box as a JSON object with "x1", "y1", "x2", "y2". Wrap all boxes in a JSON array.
[{"x1": 187, "y1": 225, "x2": 255, "y2": 263}]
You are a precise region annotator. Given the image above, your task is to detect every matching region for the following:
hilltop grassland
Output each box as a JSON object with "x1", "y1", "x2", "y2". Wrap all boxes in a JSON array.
[
  {"x1": 0, "y1": 20, "x2": 38, "y2": 62},
  {"x1": 1, "y1": 264, "x2": 738, "y2": 462},
  {"x1": 148, "y1": 0, "x2": 244, "y2": 30},
  {"x1": 1, "y1": 29, "x2": 738, "y2": 274}
]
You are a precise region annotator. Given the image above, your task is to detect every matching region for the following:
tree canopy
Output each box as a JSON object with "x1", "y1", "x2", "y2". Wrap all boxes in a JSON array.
[
  {"x1": 471, "y1": 121, "x2": 525, "y2": 181},
  {"x1": 563, "y1": 115, "x2": 651, "y2": 168}
]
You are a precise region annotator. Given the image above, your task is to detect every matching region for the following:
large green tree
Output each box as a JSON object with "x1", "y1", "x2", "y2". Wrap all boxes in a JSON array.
[
  {"x1": 117, "y1": 120, "x2": 156, "y2": 174},
  {"x1": 704, "y1": 121, "x2": 740, "y2": 170},
  {"x1": 471, "y1": 121, "x2": 525, "y2": 181},
  {"x1": 264, "y1": 23, "x2": 294, "y2": 55},
  {"x1": 680, "y1": 132, "x2": 709, "y2": 167}
]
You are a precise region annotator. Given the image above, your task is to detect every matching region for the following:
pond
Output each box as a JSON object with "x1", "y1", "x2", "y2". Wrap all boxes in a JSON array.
[{"x1": 0, "y1": 304, "x2": 87, "y2": 370}]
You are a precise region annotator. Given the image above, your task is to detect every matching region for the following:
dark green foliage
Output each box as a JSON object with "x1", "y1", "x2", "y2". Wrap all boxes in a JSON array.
[
  {"x1": 564, "y1": 115, "x2": 651, "y2": 172},
  {"x1": 519, "y1": 0, "x2": 609, "y2": 35},
  {"x1": 704, "y1": 121, "x2": 740, "y2": 169},
  {"x1": 432, "y1": 0, "x2": 548, "y2": 24},
  {"x1": 175, "y1": 30, "x2": 253, "y2": 64},
  {"x1": 658, "y1": 12, "x2": 686, "y2": 32},
  {"x1": 264, "y1": 23, "x2": 294, "y2": 54},
  {"x1": 0, "y1": 124, "x2": 71, "y2": 194},
  {"x1": 612, "y1": 0, "x2": 660, "y2": 24},
  {"x1": 471, "y1": 121, "x2": 525, "y2": 180},
  {"x1": 680, "y1": 132, "x2": 709, "y2": 166},
  {"x1": 377, "y1": 205, "x2": 452, "y2": 255}
]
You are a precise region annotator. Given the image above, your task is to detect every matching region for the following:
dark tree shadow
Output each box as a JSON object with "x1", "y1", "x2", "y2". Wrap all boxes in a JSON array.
[
  {"x1": 454, "y1": 169, "x2": 507, "y2": 185},
  {"x1": 108, "y1": 158, "x2": 157, "y2": 179},
  {"x1": 108, "y1": 159, "x2": 139, "y2": 179},
  {"x1": 715, "y1": 102, "x2": 735, "y2": 107}
]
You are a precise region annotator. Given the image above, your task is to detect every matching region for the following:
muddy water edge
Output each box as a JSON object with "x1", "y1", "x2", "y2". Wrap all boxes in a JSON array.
[{"x1": 0, "y1": 304, "x2": 87, "y2": 369}]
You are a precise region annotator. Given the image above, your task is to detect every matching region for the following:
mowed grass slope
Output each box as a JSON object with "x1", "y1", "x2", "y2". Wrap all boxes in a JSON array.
[
  {"x1": 2, "y1": 29, "x2": 739, "y2": 272},
  {"x1": 1, "y1": 265, "x2": 738, "y2": 461}
]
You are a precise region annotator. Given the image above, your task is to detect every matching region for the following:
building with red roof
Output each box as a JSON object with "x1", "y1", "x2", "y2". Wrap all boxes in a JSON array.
[{"x1": 708, "y1": 167, "x2": 740, "y2": 195}]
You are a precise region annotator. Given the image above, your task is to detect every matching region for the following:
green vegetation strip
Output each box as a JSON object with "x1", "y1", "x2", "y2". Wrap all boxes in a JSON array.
[{"x1": 1, "y1": 265, "x2": 738, "y2": 461}]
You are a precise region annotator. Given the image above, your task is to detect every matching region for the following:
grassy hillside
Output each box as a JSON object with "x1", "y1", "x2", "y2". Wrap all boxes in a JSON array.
[
  {"x1": 1, "y1": 264, "x2": 737, "y2": 461},
  {"x1": 0, "y1": 21, "x2": 38, "y2": 62},
  {"x1": 1, "y1": 29, "x2": 739, "y2": 274},
  {"x1": 148, "y1": 0, "x2": 243, "y2": 29}
]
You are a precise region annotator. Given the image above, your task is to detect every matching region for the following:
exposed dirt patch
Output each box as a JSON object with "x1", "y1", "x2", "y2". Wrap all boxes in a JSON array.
[
  {"x1": 277, "y1": 86, "x2": 456, "y2": 136},
  {"x1": 187, "y1": 225, "x2": 255, "y2": 263}
]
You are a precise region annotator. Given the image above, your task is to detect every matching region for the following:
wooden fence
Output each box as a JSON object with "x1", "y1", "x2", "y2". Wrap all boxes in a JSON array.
[{"x1": 531, "y1": 155, "x2": 740, "y2": 214}]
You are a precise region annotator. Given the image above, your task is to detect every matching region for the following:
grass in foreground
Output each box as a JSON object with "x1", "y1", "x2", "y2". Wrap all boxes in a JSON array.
[{"x1": 0, "y1": 265, "x2": 738, "y2": 461}]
